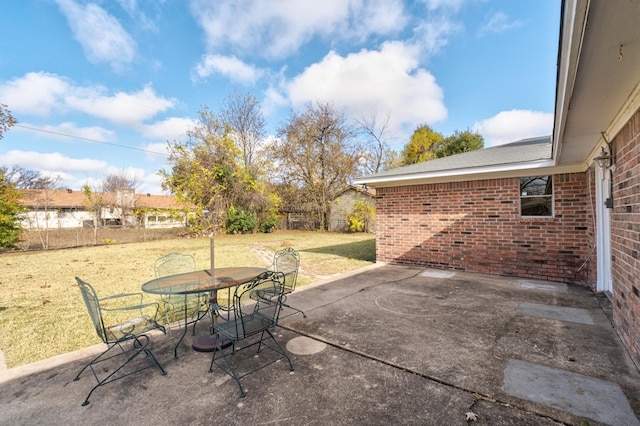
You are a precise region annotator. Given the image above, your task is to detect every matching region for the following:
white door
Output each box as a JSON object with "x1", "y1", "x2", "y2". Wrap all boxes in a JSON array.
[{"x1": 595, "y1": 164, "x2": 612, "y2": 294}]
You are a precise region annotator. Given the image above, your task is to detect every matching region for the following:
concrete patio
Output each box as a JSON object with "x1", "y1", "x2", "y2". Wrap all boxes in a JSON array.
[{"x1": 1, "y1": 264, "x2": 639, "y2": 425}]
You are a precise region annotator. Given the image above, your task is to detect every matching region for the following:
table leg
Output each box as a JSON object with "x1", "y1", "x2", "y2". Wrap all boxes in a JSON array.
[{"x1": 172, "y1": 294, "x2": 189, "y2": 358}]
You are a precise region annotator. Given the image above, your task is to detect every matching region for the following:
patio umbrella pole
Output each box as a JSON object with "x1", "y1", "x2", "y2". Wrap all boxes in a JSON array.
[
  {"x1": 210, "y1": 236, "x2": 216, "y2": 320},
  {"x1": 193, "y1": 236, "x2": 223, "y2": 352}
]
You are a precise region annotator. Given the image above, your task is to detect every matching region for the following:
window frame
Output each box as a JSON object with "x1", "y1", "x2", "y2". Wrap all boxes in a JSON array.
[{"x1": 519, "y1": 175, "x2": 554, "y2": 218}]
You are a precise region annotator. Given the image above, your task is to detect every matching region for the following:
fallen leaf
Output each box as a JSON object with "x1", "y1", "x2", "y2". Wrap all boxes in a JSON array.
[{"x1": 465, "y1": 411, "x2": 478, "y2": 422}]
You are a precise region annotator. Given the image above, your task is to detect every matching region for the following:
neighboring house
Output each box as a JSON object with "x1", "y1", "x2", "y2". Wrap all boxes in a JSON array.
[
  {"x1": 355, "y1": 0, "x2": 640, "y2": 368},
  {"x1": 19, "y1": 189, "x2": 192, "y2": 229},
  {"x1": 329, "y1": 185, "x2": 376, "y2": 232}
]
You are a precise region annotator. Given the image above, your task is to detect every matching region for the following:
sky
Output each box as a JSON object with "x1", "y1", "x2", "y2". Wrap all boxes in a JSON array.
[{"x1": 0, "y1": 0, "x2": 560, "y2": 195}]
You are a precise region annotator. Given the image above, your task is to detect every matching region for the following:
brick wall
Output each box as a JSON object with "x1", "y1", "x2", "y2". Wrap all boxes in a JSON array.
[
  {"x1": 376, "y1": 173, "x2": 595, "y2": 284},
  {"x1": 610, "y1": 107, "x2": 640, "y2": 368}
]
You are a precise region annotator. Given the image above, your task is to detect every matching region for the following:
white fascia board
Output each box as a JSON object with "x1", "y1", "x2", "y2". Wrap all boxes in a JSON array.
[
  {"x1": 553, "y1": 0, "x2": 589, "y2": 162},
  {"x1": 354, "y1": 160, "x2": 586, "y2": 188}
]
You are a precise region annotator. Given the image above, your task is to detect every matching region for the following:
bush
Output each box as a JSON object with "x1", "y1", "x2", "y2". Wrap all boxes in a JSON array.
[
  {"x1": 346, "y1": 199, "x2": 375, "y2": 233},
  {"x1": 226, "y1": 206, "x2": 257, "y2": 234},
  {"x1": 259, "y1": 214, "x2": 279, "y2": 233}
]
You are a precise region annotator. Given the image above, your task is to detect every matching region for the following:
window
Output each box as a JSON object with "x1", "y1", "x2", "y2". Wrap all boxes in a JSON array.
[{"x1": 520, "y1": 176, "x2": 553, "y2": 217}]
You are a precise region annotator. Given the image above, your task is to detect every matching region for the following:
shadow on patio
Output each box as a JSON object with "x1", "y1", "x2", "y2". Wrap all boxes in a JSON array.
[{"x1": 1, "y1": 264, "x2": 639, "y2": 425}]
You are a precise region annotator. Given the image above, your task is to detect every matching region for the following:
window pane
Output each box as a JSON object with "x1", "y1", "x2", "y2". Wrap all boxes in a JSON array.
[
  {"x1": 521, "y1": 196, "x2": 552, "y2": 216},
  {"x1": 520, "y1": 176, "x2": 551, "y2": 196}
]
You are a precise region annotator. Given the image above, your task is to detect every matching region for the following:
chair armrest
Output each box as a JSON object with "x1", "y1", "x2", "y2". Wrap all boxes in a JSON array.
[
  {"x1": 99, "y1": 292, "x2": 144, "y2": 305},
  {"x1": 100, "y1": 293, "x2": 160, "y2": 320}
]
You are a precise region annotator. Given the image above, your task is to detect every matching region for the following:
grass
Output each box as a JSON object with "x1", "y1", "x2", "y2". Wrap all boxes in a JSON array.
[{"x1": 0, "y1": 231, "x2": 375, "y2": 368}]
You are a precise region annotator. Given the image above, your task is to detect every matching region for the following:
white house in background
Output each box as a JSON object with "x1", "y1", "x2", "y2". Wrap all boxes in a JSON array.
[{"x1": 18, "y1": 189, "x2": 192, "y2": 230}]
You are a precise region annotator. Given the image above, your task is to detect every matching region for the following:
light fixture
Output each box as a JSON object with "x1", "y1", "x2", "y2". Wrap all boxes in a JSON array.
[{"x1": 593, "y1": 146, "x2": 613, "y2": 170}]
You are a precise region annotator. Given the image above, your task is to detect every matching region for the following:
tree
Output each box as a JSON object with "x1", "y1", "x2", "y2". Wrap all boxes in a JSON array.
[
  {"x1": 101, "y1": 171, "x2": 139, "y2": 227},
  {"x1": 0, "y1": 169, "x2": 26, "y2": 248},
  {"x1": 82, "y1": 184, "x2": 104, "y2": 245},
  {"x1": 160, "y1": 106, "x2": 267, "y2": 233},
  {"x1": 1, "y1": 166, "x2": 61, "y2": 189},
  {"x1": 435, "y1": 129, "x2": 484, "y2": 158},
  {"x1": 401, "y1": 124, "x2": 444, "y2": 165},
  {"x1": 274, "y1": 102, "x2": 360, "y2": 230},
  {"x1": 221, "y1": 89, "x2": 266, "y2": 173},
  {"x1": 2, "y1": 166, "x2": 62, "y2": 249},
  {"x1": 0, "y1": 103, "x2": 17, "y2": 140},
  {"x1": 101, "y1": 172, "x2": 139, "y2": 193},
  {"x1": 356, "y1": 112, "x2": 396, "y2": 174}
]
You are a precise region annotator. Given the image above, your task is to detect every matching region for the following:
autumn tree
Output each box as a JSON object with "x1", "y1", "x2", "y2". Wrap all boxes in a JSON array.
[
  {"x1": 0, "y1": 169, "x2": 26, "y2": 248},
  {"x1": 435, "y1": 129, "x2": 484, "y2": 158},
  {"x1": 274, "y1": 102, "x2": 360, "y2": 230},
  {"x1": 82, "y1": 184, "x2": 105, "y2": 245},
  {"x1": 401, "y1": 124, "x2": 444, "y2": 165},
  {"x1": 160, "y1": 107, "x2": 267, "y2": 234},
  {"x1": 0, "y1": 103, "x2": 17, "y2": 140},
  {"x1": 221, "y1": 89, "x2": 266, "y2": 173},
  {"x1": 3, "y1": 166, "x2": 62, "y2": 249}
]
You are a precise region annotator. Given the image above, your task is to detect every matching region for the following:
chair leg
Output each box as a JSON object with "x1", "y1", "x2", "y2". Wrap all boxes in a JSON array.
[
  {"x1": 209, "y1": 336, "x2": 245, "y2": 397},
  {"x1": 280, "y1": 294, "x2": 306, "y2": 318},
  {"x1": 74, "y1": 335, "x2": 166, "y2": 406},
  {"x1": 264, "y1": 329, "x2": 294, "y2": 372}
]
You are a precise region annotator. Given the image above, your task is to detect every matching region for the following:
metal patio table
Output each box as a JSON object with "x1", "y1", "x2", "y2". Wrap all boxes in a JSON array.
[{"x1": 141, "y1": 267, "x2": 268, "y2": 358}]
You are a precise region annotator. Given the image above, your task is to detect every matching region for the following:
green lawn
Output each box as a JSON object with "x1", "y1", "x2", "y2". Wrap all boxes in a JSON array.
[{"x1": 0, "y1": 231, "x2": 375, "y2": 368}]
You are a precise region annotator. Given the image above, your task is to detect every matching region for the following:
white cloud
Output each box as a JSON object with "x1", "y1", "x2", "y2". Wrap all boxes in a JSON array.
[
  {"x1": 0, "y1": 72, "x2": 72, "y2": 116},
  {"x1": 0, "y1": 73, "x2": 174, "y2": 128},
  {"x1": 480, "y1": 12, "x2": 523, "y2": 35},
  {"x1": 414, "y1": 15, "x2": 462, "y2": 54},
  {"x1": 422, "y1": 0, "x2": 466, "y2": 12},
  {"x1": 17, "y1": 121, "x2": 116, "y2": 143},
  {"x1": 1, "y1": 150, "x2": 109, "y2": 174},
  {"x1": 284, "y1": 41, "x2": 446, "y2": 136},
  {"x1": 142, "y1": 142, "x2": 170, "y2": 162},
  {"x1": 116, "y1": 0, "x2": 161, "y2": 32},
  {"x1": 193, "y1": 55, "x2": 264, "y2": 85},
  {"x1": 65, "y1": 85, "x2": 175, "y2": 127},
  {"x1": 141, "y1": 117, "x2": 197, "y2": 140},
  {"x1": 189, "y1": 0, "x2": 407, "y2": 59},
  {"x1": 0, "y1": 150, "x2": 166, "y2": 194},
  {"x1": 473, "y1": 110, "x2": 553, "y2": 147},
  {"x1": 55, "y1": 0, "x2": 136, "y2": 72},
  {"x1": 139, "y1": 172, "x2": 167, "y2": 194}
]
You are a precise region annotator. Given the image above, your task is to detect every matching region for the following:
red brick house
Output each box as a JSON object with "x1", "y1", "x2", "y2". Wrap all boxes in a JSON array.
[{"x1": 355, "y1": 0, "x2": 640, "y2": 368}]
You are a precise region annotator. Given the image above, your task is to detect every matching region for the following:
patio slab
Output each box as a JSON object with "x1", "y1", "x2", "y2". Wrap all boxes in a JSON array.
[{"x1": 0, "y1": 264, "x2": 638, "y2": 425}]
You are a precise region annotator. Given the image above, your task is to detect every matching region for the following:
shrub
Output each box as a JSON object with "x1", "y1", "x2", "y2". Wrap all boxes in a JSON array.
[
  {"x1": 259, "y1": 214, "x2": 279, "y2": 233},
  {"x1": 346, "y1": 199, "x2": 375, "y2": 233},
  {"x1": 226, "y1": 205, "x2": 257, "y2": 234}
]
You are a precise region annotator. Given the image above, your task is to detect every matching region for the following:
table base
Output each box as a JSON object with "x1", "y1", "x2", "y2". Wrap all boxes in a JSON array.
[{"x1": 192, "y1": 334, "x2": 233, "y2": 352}]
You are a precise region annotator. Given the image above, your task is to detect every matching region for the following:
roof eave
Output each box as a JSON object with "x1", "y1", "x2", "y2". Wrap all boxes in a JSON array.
[
  {"x1": 354, "y1": 160, "x2": 586, "y2": 188},
  {"x1": 552, "y1": 0, "x2": 589, "y2": 164}
]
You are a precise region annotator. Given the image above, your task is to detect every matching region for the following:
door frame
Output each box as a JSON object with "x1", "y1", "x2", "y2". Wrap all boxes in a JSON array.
[{"x1": 595, "y1": 163, "x2": 612, "y2": 295}]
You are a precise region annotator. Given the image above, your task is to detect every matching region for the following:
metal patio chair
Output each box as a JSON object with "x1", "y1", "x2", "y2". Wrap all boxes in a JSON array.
[
  {"x1": 154, "y1": 253, "x2": 209, "y2": 336},
  {"x1": 73, "y1": 277, "x2": 167, "y2": 406},
  {"x1": 208, "y1": 270, "x2": 294, "y2": 397},
  {"x1": 273, "y1": 247, "x2": 306, "y2": 318}
]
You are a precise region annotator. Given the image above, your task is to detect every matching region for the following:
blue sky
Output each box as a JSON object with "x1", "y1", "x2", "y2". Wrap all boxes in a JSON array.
[{"x1": 0, "y1": 0, "x2": 560, "y2": 194}]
